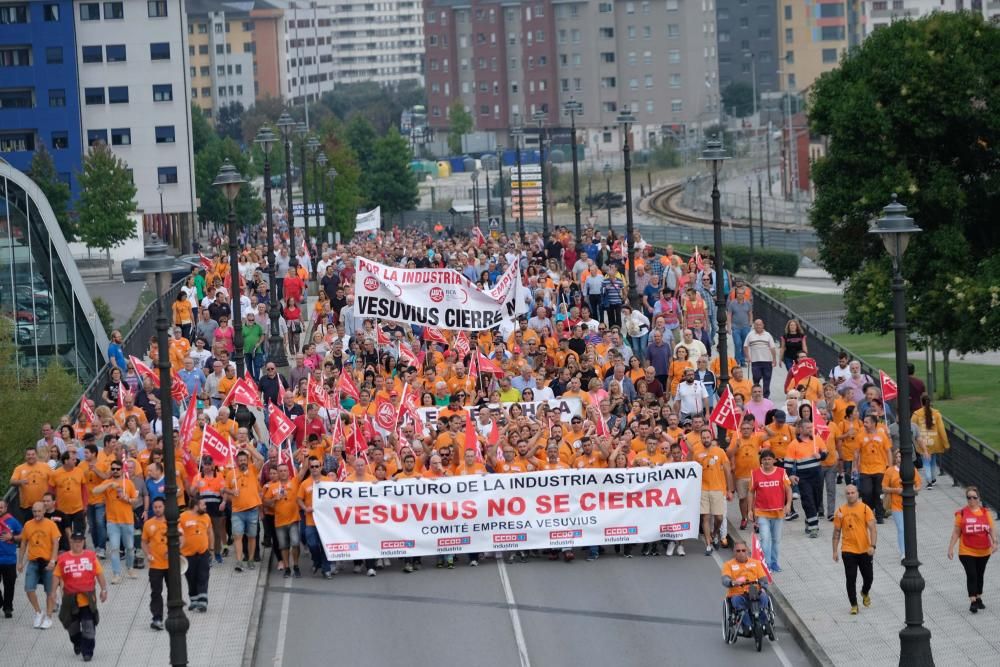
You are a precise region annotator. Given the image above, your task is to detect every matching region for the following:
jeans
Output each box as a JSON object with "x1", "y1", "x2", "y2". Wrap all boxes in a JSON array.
[
  {"x1": 859, "y1": 472, "x2": 885, "y2": 520},
  {"x1": 587, "y1": 295, "x2": 603, "y2": 324},
  {"x1": 922, "y1": 453, "x2": 940, "y2": 483},
  {"x1": 303, "y1": 524, "x2": 331, "y2": 574},
  {"x1": 756, "y1": 517, "x2": 782, "y2": 569},
  {"x1": 750, "y1": 361, "x2": 774, "y2": 398},
  {"x1": 842, "y1": 551, "x2": 873, "y2": 606},
  {"x1": 605, "y1": 304, "x2": 622, "y2": 329},
  {"x1": 629, "y1": 332, "x2": 649, "y2": 362},
  {"x1": 730, "y1": 591, "x2": 770, "y2": 630},
  {"x1": 891, "y1": 510, "x2": 905, "y2": 555},
  {"x1": 87, "y1": 504, "x2": 106, "y2": 553},
  {"x1": 245, "y1": 350, "x2": 265, "y2": 380},
  {"x1": 732, "y1": 327, "x2": 751, "y2": 365},
  {"x1": 106, "y1": 522, "x2": 134, "y2": 577},
  {"x1": 821, "y1": 465, "x2": 839, "y2": 518}
]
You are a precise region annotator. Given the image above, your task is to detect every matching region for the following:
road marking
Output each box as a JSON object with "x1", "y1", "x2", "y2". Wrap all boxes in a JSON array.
[
  {"x1": 272, "y1": 577, "x2": 292, "y2": 667},
  {"x1": 711, "y1": 550, "x2": 793, "y2": 667},
  {"x1": 496, "y1": 559, "x2": 532, "y2": 667}
]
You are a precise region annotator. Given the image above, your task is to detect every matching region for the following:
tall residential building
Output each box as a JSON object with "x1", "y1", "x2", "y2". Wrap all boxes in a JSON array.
[
  {"x1": 716, "y1": 0, "x2": 778, "y2": 103},
  {"x1": 777, "y1": 0, "x2": 863, "y2": 91},
  {"x1": 0, "y1": 0, "x2": 84, "y2": 196},
  {"x1": 425, "y1": 0, "x2": 720, "y2": 153},
  {"x1": 75, "y1": 0, "x2": 196, "y2": 239},
  {"x1": 863, "y1": 0, "x2": 977, "y2": 34},
  {"x1": 329, "y1": 0, "x2": 424, "y2": 86},
  {"x1": 280, "y1": 0, "x2": 337, "y2": 104},
  {"x1": 186, "y1": 0, "x2": 288, "y2": 118}
]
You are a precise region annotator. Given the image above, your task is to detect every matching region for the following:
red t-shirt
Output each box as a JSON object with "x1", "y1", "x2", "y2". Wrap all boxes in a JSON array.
[{"x1": 283, "y1": 275, "x2": 304, "y2": 302}]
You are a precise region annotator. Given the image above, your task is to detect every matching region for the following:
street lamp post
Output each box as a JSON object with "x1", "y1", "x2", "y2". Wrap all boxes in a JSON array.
[
  {"x1": 617, "y1": 110, "x2": 638, "y2": 306},
  {"x1": 532, "y1": 110, "x2": 548, "y2": 238},
  {"x1": 133, "y1": 235, "x2": 191, "y2": 666},
  {"x1": 296, "y1": 124, "x2": 311, "y2": 252},
  {"x1": 212, "y1": 160, "x2": 248, "y2": 376},
  {"x1": 587, "y1": 167, "x2": 594, "y2": 216},
  {"x1": 315, "y1": 151, "x2": 328, "y2": 240},
  {"x1": 603, "y1": 162, "x2": 612, "y2": 232},
  {"x1": 326, "y1": 167, "x2": 338, "y2": 238},
  {"x1": 564, "y1": 100, "x2": 583, "y2": 239},
  {"x1": 254, "y1": 126, "x2": 286, "y2": 368},
  {"x1": 276, "y1": 112, "x2": 296, "y2": 233},
  {"x1": 496, "y1": 149, "x2": 507, "y2": 234},
  {"x1": 511, "y1": 123, "x2": 525, "y2": 241},
  {"x1": 702, "y1": 138, "x2": 731, "y2": 437},
  {"x1": 484, "y1": 158, "x2": 492, "y2": 220},
  {"x1": 869, "y1": 196, "x2": 932, "y2": 667},
  {"x1": 747, "y1": 179, "x2": 755, "y2": 275},
  {"x1": 471, "y1": 169, "x2": 480, "y2": 227}
]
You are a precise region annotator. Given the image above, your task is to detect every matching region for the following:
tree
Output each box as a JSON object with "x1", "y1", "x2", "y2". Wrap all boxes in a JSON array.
[
  {"x1": 319, "y1": 81, "x2": 425, "y2": 133},
  {"x1": 368, "y1": 128, "x2": 418, "y2": 217},
  {"x1": 239, "y1": 95, "x2": 287, "y2": 146},
  {"x1": 344, "y1": 115, "x2": 376, "y2": 205},
  {"x1": 216, "y1": 102, "x2": 245, "y2": 142},
  {"x1": 312, "y1": 136, "x2": 363, "y2": 240},
  {"x1": 77, "y1": 143, "x2": 137, "y2": 278},
  {"x1": 191, "y1": 103, "x2": 215, "y2": 154},
  {"x1": 448, "y1": 102, "x2": 473, "y2": 155},
  {"x1": 195, "y1": 137, "x2": 262, "y2": 228},
  {"x1": 29, "y1": 145, "x2": 73, "y2": 240},
  {"x1": 810, "y1": 13, "x2": 1000, "y2": 397},
  {"x1": 721, "y1": 81, "x2": 755, "y2": 118}
]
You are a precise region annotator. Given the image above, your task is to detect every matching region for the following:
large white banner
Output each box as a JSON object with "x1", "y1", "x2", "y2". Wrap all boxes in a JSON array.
[
  {"x1": 354, "y1": 257, "x2": 520, "y2": 330},
  {"x1": 312, "y1": 464, "x2": 702, "y2": 560},
  {"x1": 355, "y1": 207, "x2": 381, "y2": 232},
  {"x1": 415, "y1": 398, "x2": 583, "y2": 435}
]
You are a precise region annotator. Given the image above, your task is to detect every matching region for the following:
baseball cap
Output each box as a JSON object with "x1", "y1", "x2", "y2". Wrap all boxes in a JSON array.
[{"x1": 70, "y1": 530, "x2": 86, "y2": 541}]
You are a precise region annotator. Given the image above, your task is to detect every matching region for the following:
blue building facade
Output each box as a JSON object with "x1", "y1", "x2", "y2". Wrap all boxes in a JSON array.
[{"x1": 0, "y1": 0, "x2": 82, "y2": 197}]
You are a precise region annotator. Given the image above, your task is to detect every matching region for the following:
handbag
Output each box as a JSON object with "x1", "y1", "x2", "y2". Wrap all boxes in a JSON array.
[{"x1": 914, "y1": 456, "x2": 924, "y2": 470}]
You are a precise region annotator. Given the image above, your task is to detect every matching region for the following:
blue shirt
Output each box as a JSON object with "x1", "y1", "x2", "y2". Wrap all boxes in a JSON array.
[
  {"x1": 146, "y1": 476, "x2": 167, "y2": 502},
  {"x1": 178, "y1": 368, "x2": 204, "y2": 397},
  {"x1": 0, "y1": 514, "x2": 23, "y2": 564},
  {"x1": 108, "y1": 342, "x2": 127, "y2": 372}
]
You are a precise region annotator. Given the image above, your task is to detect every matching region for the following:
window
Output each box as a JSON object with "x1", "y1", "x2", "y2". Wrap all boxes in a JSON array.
[
  {"x1": 52, "y1": 131, "x2": 69, "y2": 149},
  {"x1": 200, "y1": 87, "x2": 210, "y2": 97},
  {"x1": 598, "y1": 2, "x2": 612, "y2": 11},
  {"x1": 85, "y1": 87, "x2": 105, "y2": 105},
  {"x1": 818, "y1": 3, "x2": 845, "y2": 17},
  {"x1": 82, "y1": 46, "x2": 103, "y2": 63},
  {"x1": 49, "y1": 89, "x2": 66, "y2": 107},
  {"x1": 157, "y1": 167, "x2": 178, "y2": 184},
  {"x1": 784, "y1": 5, "x2": 791, "y2": 19},
  {"x1": 79, "y1": 3, "x2": 100, "y2": 20},
  {"x1": 671, "y1": 99, "x2": 683, "y2": 113},
  {"x1": 740, "y1": 17, "x2": 749, "y2": 28},
  {"x1": 216, "y1": 45, "x2": 224, "y2": 55},
  {"x1": 150, "y1": 42, "x2": 170, "y2": 60},
  {"x1": 601, "y1": 76, "x2": 616, "y2": 88},
  {"x1": 785, "y1": 28, "x2": 793, "y2": 44},
  {"x1": 560, "y1": 78, "x2": 569, "y2": 92},
  {"x1": 108, "y1": 86, "x2": 128, "y2": 103},
  {"x1": 242, "y1": 21, "x2": 254, "y2": 31},
  {"x1": 666, "y1": 0, "x2": 678, "y2": 9},
  {"x1": 669, "y1": 73, "x2": 681, "y2": 88},
  {"x1": 602, "y1": 102, "x2": 617, "y2": 113},
  {"x1": 719, "y1": 31, "x2": 730, "y2": 43},
  {"x1": 820, "y1": 26, "x2": 845, "y2": 41},
  {"x1": 784, "y1": 50, "x2": 794, "y2": 64},
  {"x1": 0, "y1": 89, "x2": 32, "y2": 108},
  {"x1": 644, "y1": 74, "x2": 653, "y2": 88},
  {"x1": 643, "y1": 26, "x2": 651, "y2": 39},
  {"x1": 628, "y1": 51, "x2": 637, "y2": 65},
  {"x1": 111, "y1": 127, "x2": 131, "y2": 146},
  {"x1": 0, "y1": 47, "x2": 30, "y2": 67},
  {"x1": 87, "y1": 129, "x2": 108, "y2": 146},
  {"x1": 44, "y1": 4, "x2": 60, "y2": 21},
  {"x1": 758, "y1": 28, "x2": 771, "y2": 39},
  {"x1": 214, "y1": 22, "x2": 223, "y2": 33},
  {"x1": 199, "y1": 45, "x2": 209, "y2": 55},
  {"x1": 106, "y1": 44, "x2": 126, "y2": 62},
  {"x1": 629, "y1": 78, "x2": 638, "y2": 90},
  {"x1": 626, "y1": 1, "x2": 635, "y2": 13},
  {"x1": 822, "y1": 48, "x2": 837, "y2": 63},
  {"x1": 599, "y1": 27, "x2": 613, "y2": 38},
  {"x1": 643, "y1": 50, "x2": 652, "y2": 64},
  {"x1": 668, "y1": 49, "x2": 680, "y2": 64},
  {"x1": 147, "y1": 1, "x2": 168, "y2": 18},
  {"x1": 155, "y1": 125, "x2": 175, "y2": 144},
  {"x1": 627, "y1": 26, "x2": 636, "y2": 39},
  {"x1": 0, "y1": 3, "x2": 26, "y2": 23},
  {"x1": 103, "y1": 2, "x2": 124, "y2": 19},
  {"x1": 152, "y1": 84, "x2": 173, "y2": 101},
  {"x1": 46, "y1": 47, "x2": 63, "y2": 64},
  {"x1": 646, "y1": 100, "x2": 654, "y2": 113},
  {"x1": 667, "y1": 24, "x2": 680, "y2": 38},
  {"x1": 600, "y1": 52, "x2": 615, "y2": 63}
]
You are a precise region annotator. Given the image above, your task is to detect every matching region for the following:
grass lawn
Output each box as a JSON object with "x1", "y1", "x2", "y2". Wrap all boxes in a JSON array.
[
  {"x1": 757, "y1": 286, "x2": 845, "y2": 314},
  {"x1": 833, "y1": 333, "x2": 1000, "y2": 447}
]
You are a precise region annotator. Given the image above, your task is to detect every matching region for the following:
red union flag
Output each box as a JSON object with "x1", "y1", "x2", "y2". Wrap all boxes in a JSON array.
[
  {"x1": 785, "y1": 357, "x2": 819, "y2": 392},
  {"x1": 129, "y1": 355, "x2": 159, "y2": 388},
  {"x1": 306, "y1": 376, "x2": 329, "y2": 407},
  {"x1": 423, "y1": 327, "x2": 448, "y2": 345},
  {"x1": 376, "y1": 325, "x2": 391, "y2": 346},
  {"x1": 336, "y1": 372, "x2": 360, "y2": 402},
  {"x1": 79, "y1": 395, "x2": 97, "y2": 424},
  {"x1": 475, "y1": 352, "x2": 504, "y2": 375},
  {"x1": 223, "y1": 377, "x2": 263, "y2": 408},
  {"x1": 879, "y1": 369, "x2": 898, "y2": 402},
  {"x1": 373, "y1": 394, "x2": 397, "y2": 435},
  {"x1": 201, "y1": 424, "x2": 233, "y2": 466},
  {"x1": 398, "y1": 342, "x2": 418, "y2": 366},
  {"x1": 170, "y1": 370, "x2": 188, "y2": 402},
  {"x1": 178, "y1": 397, "x2": 198, "y2": 447},
  {"x1": 751, "y1": 533, "x2": 774, "y2": 583},
  {"x1": 453, "y1": 331, "x2": 471, "y2": 360},
  {"x1": 471, "y1": 226, "x2": 487, "y2": 247},
  {"x1": 269, "y1": 409, "x2": 296, "y2": 447},
  {"x1": 199, "y1": 253, "x2": 214, "y2": 272},
  {"x1": 589, "y1": 393, "x2": 610, "y2": 437},
  {"x1": 814, "y1": 404, "x2": 831, "y2": 442},
  {"x1": 709, "y1": 386, "x2": 741, "y2": 431}
]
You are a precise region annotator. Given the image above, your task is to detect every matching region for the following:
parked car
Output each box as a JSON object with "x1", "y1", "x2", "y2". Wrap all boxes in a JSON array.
[{"x1": 121, "y1": 254, "x2": 201, "y2": 283}]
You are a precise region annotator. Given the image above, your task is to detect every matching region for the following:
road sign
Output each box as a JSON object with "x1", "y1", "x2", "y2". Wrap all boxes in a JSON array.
[{"x1": 488, "y1": 217, "x2": 500, "y2": 228}]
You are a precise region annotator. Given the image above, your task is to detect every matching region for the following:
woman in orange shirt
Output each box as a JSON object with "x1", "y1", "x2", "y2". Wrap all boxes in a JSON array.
[
  {"x1": 172, "y1": 291, "x2": 194, "y2": 340},
  {"x1": 948, "y1": 485, "x2": 999, "y2": 613},
  {"x1": 668, "y1": 346, "x2": 691, "y2": 396}
]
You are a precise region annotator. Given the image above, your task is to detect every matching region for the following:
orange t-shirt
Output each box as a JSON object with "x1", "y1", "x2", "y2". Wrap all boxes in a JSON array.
[
  {"x1": 229, "y1": 464, "x2": 261, "y2": 512},
  {"x1": 721, "y1": 558, "x2": 768, "y2": 597},
  {"x1": 834, "y1": 501, "x2": 874, "y2": 554},
  {"x1": 50, "y1": 466, "x2": 87, "y2": 514},
  {"x1": 21, "y1": 518, "x2": 61, "y2": 561},
  {"x1": 263, "y1": 479, "x2": 301, "y2": 527},
  {"x1": 698, "y1": 445, "x2": 730, "y2": 492},
  {"x1": 882, "y1": 465, "x2": 921, "y2": 514},
  {"x1": 858, "y1": 432, "x2": 892, "y2": 475},
  {"x1": 83, "y1": 460, "x2": 111, "y2": 507},
  {"x1": 142, "y1": 517, "x2": 169, "y2": 570},
  {"x1": 297, "y1": 475, "x2": 329, "y2": 526},
  {"x1": 179, "y1": 510, "x2": 212, "y2": 556},
  {"x1": 10, "y1": 462, "x2": 52, "y2": 509},
  {"x1": 102, "y1": 479, "x2": 138, "y2": 524},
  {"x1": 727, "y1": 433, "x2": 766, "y2": 480}
]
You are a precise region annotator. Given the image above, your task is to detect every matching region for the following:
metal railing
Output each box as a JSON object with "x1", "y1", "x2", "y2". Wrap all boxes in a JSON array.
[{"x1": 751, "y1": 287, "x2": 999, "y2": 509}]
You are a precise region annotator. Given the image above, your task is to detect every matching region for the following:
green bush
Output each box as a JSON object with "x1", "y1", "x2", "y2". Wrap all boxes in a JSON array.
[
  {"x1": 724, "y1": 247, "x2": 798, "y2": 277},
  {"x1": 92, "y1": 296, "x2": 114, "y2": 336}
]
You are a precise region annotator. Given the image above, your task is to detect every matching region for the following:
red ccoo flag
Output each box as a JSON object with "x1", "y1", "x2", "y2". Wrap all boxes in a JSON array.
[
  {"x1": 376, "y1": 324, "x2": 391, "y2": 347},
  {"x1": 336, "y1": 372, "x2": 360, "y2": 402},
  {"x1": 269, "y1": 409, "x2": 297, "y2": 447},
  {"x1": 709, "y1": 386, "x2": 742, "y2": 431},
  {"x1": 198, "y1": 253, "x2": 214, "y2": 272},
  {"x1": 475, "y1": 352, "x2": 504, "y2": 375},
  {"x1": 79, "y1": 395, "x2": 97, "y2": 424},
  {"x1": 201, "y1": 424, "x2": 233, "y2": 467},
  {"x1": 879, "y1": 369, "x2": 898, "y2": 402},
  {"x1": 373, "y1": 394, "x2": 398, "y2": 435},
  {"x1": 814, "y1": 404, "x2": 831, "y2": 442},
  {"x1": 471, "y1": 226, "x2": 487, "y2": 247},
  {"x1": 463, "y1": 410, "x2": 480, "y2": 454},
  {"x1": 784, "y1": 357, "x2": 819, "y2": 392},
  {"x1": 129, "y1": 355, "x2": 159, "y2": 388},
  {"x1": 453, "y1": 331, "x2": 471, "y2": 360},
  {"x1": 751, "y1": 533, "x2": 774, "y2": 583},
  {"x1": 116, "y1": 383, "x2": 128, "y2": 411},
  {"x1": 170, "y1": 369, "x2": 189, "y2": 402},
  {"x1": 223, "y1": 377, "x2": 263, "y2": 408},
  {"x1": 423, "y1": 327, "x2": 449, "y2": 346}
]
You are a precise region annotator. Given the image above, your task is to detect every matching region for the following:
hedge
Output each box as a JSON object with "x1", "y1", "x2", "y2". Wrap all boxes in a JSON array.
[{"x1": 652, "y1": 244, "x2": 799, "y2": 277}]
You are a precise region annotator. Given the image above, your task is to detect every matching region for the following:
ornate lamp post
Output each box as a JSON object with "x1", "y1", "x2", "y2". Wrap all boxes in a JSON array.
[
  {"x1": 326, "y1": 167, "x2": 338, "y2": 237},
  {"x1": 603, "y1": 162, "x2": 612, "y2": 232},
  {"x1": 276, "y1": 112, "x2": 296, "y2": 231},
  {"x1": 133, "y1": 236, "x2": 191, "y2": 666},
  {"x1": 254, "y1": 126, "x2": 286, "y2": 368},
  {"x1": 315, "y1": 151, "x2": 328, "y2": 237},
  {"x1": 702, "y1": 138, "x2": 731, "y2": 436},
  {"x1": 511, "y1": 122, "x2": 525, "y2": 241},
  {"x1": 471, "y1": 168, "x2": 480, "y2": 226},
  {"x1": 869, "y1": 196, "x2": 932, "y2": 667},
  {"x1": 212, "y1": 160, "x2": 247, "y2": 376},
  {"x1": 564, "y1": 99, "x2": 583, "y2": 239},
  {"x1": 616, "y1": 109, "x2": 638, "y2": 306},
  {"x1": 295, "y1": 123, "x2": 310, "y2": 254},
  {"x1": 532, "y1": 110, "x2": 549, "y2": 237}
]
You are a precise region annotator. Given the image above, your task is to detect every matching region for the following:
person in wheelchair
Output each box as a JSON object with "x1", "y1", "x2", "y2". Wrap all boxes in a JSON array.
[{"x1": 721, "y1": 540, "x2": 770, "y2": 633}]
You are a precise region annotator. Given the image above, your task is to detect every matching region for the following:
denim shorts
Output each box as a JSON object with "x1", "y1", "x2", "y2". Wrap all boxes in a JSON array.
[
  {"x1": 231, "y1": 508, "x2": 259, "y2": 537},
  {"x1": 24, "y1": 561, "x2": 53, "y2": 593},
  {"x1": 275, "y1": 522, "x2": 300, "y2": 550}
]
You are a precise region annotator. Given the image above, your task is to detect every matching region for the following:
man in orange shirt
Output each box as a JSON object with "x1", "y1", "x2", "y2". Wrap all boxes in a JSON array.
[
  {"x1": 49, "y1": 451, "x2": 87, "y2": 545},
  {"x1": 92, "y1": 462, "x2": 137, "y2": 583},
  {"x1": 224, "y1": 446, "x2": 264, "y2": 571},
  {"x1": 17, "y1": 501, "x2": 61, "y2": 629},
  {"x1": 142, "y1": 497, "x2": 168, "y2": 630},
  {"x1": 81, "y1": 444, "x2": 110, "y2": 560},
  {"x1": 9, "y1": 447, "x2": 52, "y2": 523},
  {"x1": 727, "y1": 420, "x2": 766, "y2": 530},
  {"x1": 297, "y1": 457, "x2": 334, "y2": 578},
  {"x1": 697, "y1": 437, "x2": 733, "y2": 556},
  {"x1": 721, "y1": 540, "x2": 771, "y2": 634},
  {"x1": 264, "y1": 463, "x2": 301, "y2": 578},
  {"x1": 833, "y1": 484, "x2": 877, "y2": 614},
  {"x1": 179, "y1": 497, "x2": 213, "y2": 612}
]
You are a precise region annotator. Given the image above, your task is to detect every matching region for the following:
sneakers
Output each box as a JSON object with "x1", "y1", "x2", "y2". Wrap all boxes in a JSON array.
[
  {"x1": 215, "y1": 554, "x2": 223, "y2": 565},
  {"x1": 792, "y1": 491, "x2": 800, "y2": 500},
  {"x1": 585, "y1": 554, "x2": 598, "y2": 562},
  {"x1": 283, "y1": 569, "x2": 291, "y2": 579},
  {"x1": 808, "y1": 529, "x2": 819, "y2": 539},
  {"x1": 704, "y1": 545, "x2": 713, "y2": 556},
  {"x1": 188, "y1": 601, "x2": 198, "y2": 611},
  {"x1": 676, "y1": 544, "x2": 686, "y2": 557},
  {"x1": 712, "y1": 536, "x2": 721, "y2": 550},
  {"x1": 234, "y1": 564, "x2": 244, "y2": 573},
  {"x1": 97, "y1": 548, "x2": 106, "y2": 559},
  {"x1": 665, "y1": 542, "x2": 676, "y2": 557},
  {"x1": 562, "y1": 551, "x2": 575, "y2": 562},
  {"x1": 470, "y1": 560, "x2": 479, "y2": 567},
  {"x1": 975, "y1": 598, "x2": 985, "y2": 610},
  {"x1": 862, "y1": 594, "x2": 871, "y2": 608},
  {"x1": 248, "y1": 561, "x2": 257, "y2": 570},
  {"x1": 150, "y1": 619, "x2": 164, "y2": 631},
  {"x1": 447, "y1": 560, "x2": 455, "y2": 570},
  {"x1": 770, "y1": 564, "x2": 782, "y2": 573},
  {"x1": 785, "y1": 511, "x2": 800, "y2": 521},
  {"x1": 111, "y1": 575, "x2": 121, "y2": 585},
  {"x1": 970, "y1": 602, "x2": 979, "y2": 614},
  {"x1": 323, "y1": 571, "x2": 334, "y2": 580},
  {"x1": 354, "y1": 564, "x2": 363, "y2": 574},
  {"x1": 926, "y1": 479, "x2": 936, "y2": 489},
  {"x1": 403, "y1": 563, "x2": 414, "y2": 573},
  {"x1": 293, "y1": 566, "x2": 301, "y2": 578},
  {"x1": 33, "y1": 612, "x2": 43, "y2": 629},
  {"x1": 40, "y1": 616, "x2": 52, "y2": 629},
  {"x1": 366, "y1": 568, "x2": 377, "y2": 577},
  {"x1": 375, "y1": 559, "x2": 385, "y2": 569},
  {"x1": 127, "y1": 569, "x2": 138, "y2": 579},
  {"x1": 850, "y1": 606, "x2": 859, "y2": 615}
]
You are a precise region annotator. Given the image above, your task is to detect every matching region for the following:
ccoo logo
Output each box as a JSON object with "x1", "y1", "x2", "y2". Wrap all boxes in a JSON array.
[{"x1": 428, "y1": 286, "x2": 445, "y2": 303}]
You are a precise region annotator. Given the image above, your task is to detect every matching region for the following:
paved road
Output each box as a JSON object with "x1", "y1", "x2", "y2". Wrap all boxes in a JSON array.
[
  {"x1": 254, "y1": 547, "x2": 812, "y2": 667},
  {"x1": 86, "y1": 279, "x2": 146, "y2": 326}
]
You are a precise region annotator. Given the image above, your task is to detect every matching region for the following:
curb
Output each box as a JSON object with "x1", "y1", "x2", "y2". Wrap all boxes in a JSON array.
[
  {"x1": 727, "y1": 519, "x2": 834, "y2": 667},
  {"x1": 241, "y1": 546, "x2": 272, "y2": 667}
]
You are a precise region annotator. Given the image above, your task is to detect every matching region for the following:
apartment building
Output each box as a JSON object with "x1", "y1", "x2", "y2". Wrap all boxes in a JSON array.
[
  {"x1": 0, "y1": 0, "x2": 84, "y2": 196},
  {"x1": 425, "y1": 0, "x2": 720, "y2": 153},
  {"x1": 330, "y1": 0, "x2": 424, "y2": 86},
  {"x1": 74, "y1": 0, "x2": 196, "y2": 225},
  {"x1": 716, "y1": 0, "x2": 778, "y2": 101}
]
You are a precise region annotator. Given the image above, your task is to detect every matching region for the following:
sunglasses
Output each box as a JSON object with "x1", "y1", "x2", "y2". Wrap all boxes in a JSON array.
[
  {"x1": 310, "y1": 464, "x2": 321, "y2": 469},
  {"x1": 968, "y1": 495, "x2": 979, "y2": 500},
  {"x1": 110, "y1": 467, "x2": 122, "y2": 472},
  {"x1": 734, "y1": 548, "x2": 748, "y2": 553}
]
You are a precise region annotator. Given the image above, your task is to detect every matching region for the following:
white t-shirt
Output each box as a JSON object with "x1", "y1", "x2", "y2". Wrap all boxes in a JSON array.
[
  {"x1": 674, "y1": 380, "x2": 708, "y2": 416},
  {"x1": 744, "y1": 330, "x2": 777, "y2": 364}
]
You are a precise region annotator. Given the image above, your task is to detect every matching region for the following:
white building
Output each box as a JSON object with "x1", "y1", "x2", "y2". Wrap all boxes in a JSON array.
[
  {"x1": 205, "y1": 8, "x2": 258, "y2": 110},
  {"x1": 863, "y1": 1, "x2": 1000, "y2": 35},
  {"x1": 278, "y1": 0, "x2": 338, "y2": 104},
  {"x1": 329, "y1": 0, "x2": 424, "y2": 86},
  {"x1": 75, "y1": 0, "x2": 196, "y2": 225}
]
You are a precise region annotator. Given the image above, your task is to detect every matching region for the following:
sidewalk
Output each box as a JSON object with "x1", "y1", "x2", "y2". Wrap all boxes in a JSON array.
[
  {"x1": 0, "y1": 552, "x2": 264, "y2": 666},
  {"x1": 729, "y1": 356, "x2": 997, "y2": 666}
]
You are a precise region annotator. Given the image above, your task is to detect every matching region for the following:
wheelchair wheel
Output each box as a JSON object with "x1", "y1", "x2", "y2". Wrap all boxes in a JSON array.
[
  {"x1": 722, "y1": 601, "x2": 738, "y2": 644},
  {"x1": 765, "y1": 599, "x2": 776, "y2": 641},
  {"x1": 753, "y1": 619, "x2": 763, "y2": 652}
]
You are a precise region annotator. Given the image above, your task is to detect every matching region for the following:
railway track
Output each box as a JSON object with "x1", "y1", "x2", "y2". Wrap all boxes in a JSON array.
[{"x1": 645, "y1": 182, "x2": 755, "y2": 229}]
